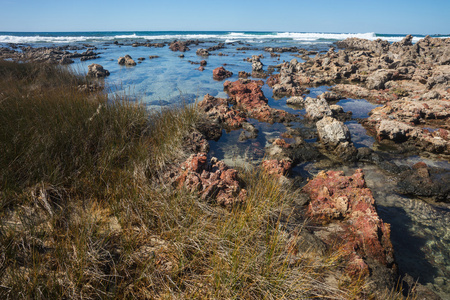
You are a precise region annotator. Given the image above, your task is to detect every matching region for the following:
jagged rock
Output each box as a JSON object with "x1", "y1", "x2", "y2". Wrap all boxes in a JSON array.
[
  {"x1": 238, "y1": 122, "x2": 259, "y2": 141},
  {"x1": 316, "y1": 116, "x2": 351, "y2": 145},
  {"x1": 174, "y1": 153, "x2": 247, "y2": 206},
  {"x1": 318, "y1": 91, "x2": 345, "y2": 102},
  {"x1": 265, "y1": 137, "x2": 320, "y2": 165},
  {"x1": 213, "y1": 66, "x2": 233, "y2": 81},
  {"x1": 261, "y1": 159, "x2": 292, "y2": 178},
  {"x1": 207, "y1": 43, "x2": 225, "y2": 52},
  {"x1": 305, "y1": 97, "x2": 332, "y2": 120},
  {"x1": 286, "y1": 96, "x2": 305, "y2": 106},
  {"x1": 87, "y1": 63, "x2": 110, "y2": 78},
  {"x1": 183, "y1": 129, "x2": 210, "y2": 154},
  {"x1": 118, "y1": 55, "x2": 136, "y2": 66},
  {"x1": 169, "y1": 40, "x2": 192, "y2": 52},
  {"x1": 60, "y1": 56, "x2": 74, "y2": 64},
  {"x1": 224, "y1": 79, "x2": 295, "y2": 123},
  {"x1": 198, "y1": 94, "x2": 247, "y2": 131},
  {"x1": 366, "y1": 69, "x2": 395, "y2": 90},
  {"x1": 316, "y1": 116, "x2": 357, "y2": 160},
  {"x1": 397, "y1": 162, "x2": 450, "y2": 202},
  {"x1": 238, "y1": 71, "x2": 251, "y2": 78},
  {"x1": 303, "y1": 169, "x2": 396, "y2": 289},
  {"x1": 196, "y1": 48, "x2": 210, "y2": 56}
]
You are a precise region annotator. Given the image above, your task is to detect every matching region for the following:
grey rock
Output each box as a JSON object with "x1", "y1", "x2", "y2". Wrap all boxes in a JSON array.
[
  {"x1": 316, "y1": 116, "x2": 351, "y2": 145},
  {"x1": 87, "y1": 63, "x2": 110, "y2": 78}
]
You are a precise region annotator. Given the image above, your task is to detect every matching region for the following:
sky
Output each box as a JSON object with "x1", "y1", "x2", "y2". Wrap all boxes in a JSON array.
[{"x1": 0, "y1": 0, "x2": 449, "y2": 34}]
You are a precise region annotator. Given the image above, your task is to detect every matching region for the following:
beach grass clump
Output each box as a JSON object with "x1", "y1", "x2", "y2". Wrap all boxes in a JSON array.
[
  {"x1": 0, "y1": 60, "x2": 150, "y2": 195},
  {"x1": 0, "y1": 61, "x2": 407, "y2": 299}
]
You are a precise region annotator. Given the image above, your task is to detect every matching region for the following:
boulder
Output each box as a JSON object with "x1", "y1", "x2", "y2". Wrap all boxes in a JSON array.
[
  {"x1": 377, "y1": 120, "x2": 415, "y2": 142},
  {"x1": 213, "y1": 66, "x2": 233, "y2": 81},
  {"x1": 87, "y1": 63, "x2": 110, "y2": 78},
  {"x1": 265, "y1": 137, "x2": 320, "y2": 165},
  {"x1": 118, "y1": 54, "x2": 136, "y2": 66},
  {"x1": 397, "y1": 162, "x2": 450, "y2": 202},
  {"x1": 316, "y1": 116, "x2": 357, "y2": 160},
  {"x1": 196, "y1": 48, "x2": 210, "y2": 56},
  {"x1": 316, "y1": 116, "x2": 351, "y2": 145},
  {"x1": 305, "y1": 97, "x2": 332, "y2": 120},
  {"x1": 286, "y1": 96, "x2": 305, "y2": 106}
]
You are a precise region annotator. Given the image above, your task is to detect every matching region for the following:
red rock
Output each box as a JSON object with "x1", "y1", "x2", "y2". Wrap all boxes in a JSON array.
[
  {"x1": 223, "y1": 79, "x2": 294, "y2": 123},
  {"x1": 273, "y1": 138, "x2": 291, "y2": 148},
  {"x1": 303, "y1": 169, "x2": 394, "y2": 274},
  {"x1": 169, "y1": 40, "x2": 191, "y2": 52},
  {"x1": 175, "y1": 153, "x2": 247, "y2": 207},
  {"x1": 213, "y1": 66, "x2": 233, "y2": 81},
  {"x1": 198, "y1": 94, "x2": 247, "y2": 130},
  {"x1": 261, "y1": 159, "x2": 292, "y2": 177}
]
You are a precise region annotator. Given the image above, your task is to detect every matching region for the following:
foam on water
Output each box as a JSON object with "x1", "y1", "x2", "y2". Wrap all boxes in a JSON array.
[{"x1": 1, "y1": 31, "x2": 448, "y2": 44}]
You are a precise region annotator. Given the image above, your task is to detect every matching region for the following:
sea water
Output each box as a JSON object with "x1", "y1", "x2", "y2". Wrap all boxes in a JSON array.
[{"x1": 1, "y1": 31, "x2": 449, "y2": 298}]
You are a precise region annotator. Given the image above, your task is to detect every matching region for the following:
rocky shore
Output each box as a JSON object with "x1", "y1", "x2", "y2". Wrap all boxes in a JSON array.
[
  {"x1": 265, "y1": 35, "x2": 449, "y2": 158},
  {"x1": 2, "y1": 33, "x2": 448, "y2": 298}
]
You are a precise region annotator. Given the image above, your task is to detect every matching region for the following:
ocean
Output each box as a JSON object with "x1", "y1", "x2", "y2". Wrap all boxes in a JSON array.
[
  {"x1": 1, "y1": 31, "x2": 448, "y2": 44},
  {"x1": 1, "y1": 31, "x2": 450, "y2": 298}
]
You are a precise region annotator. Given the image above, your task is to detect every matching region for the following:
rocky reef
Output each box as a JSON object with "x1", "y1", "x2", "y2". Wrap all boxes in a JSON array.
[
  {"x1": 303, "y1": 169, "x2": 397, "y2": 290},
  {"x1": 265, "y1": 35, "x2": 449, "y2": 158}
]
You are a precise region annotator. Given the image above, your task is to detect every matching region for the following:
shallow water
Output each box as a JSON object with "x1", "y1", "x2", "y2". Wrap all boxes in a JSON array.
[{"x1": 4, "y1": 36, "x2": 449, "y2": 298}]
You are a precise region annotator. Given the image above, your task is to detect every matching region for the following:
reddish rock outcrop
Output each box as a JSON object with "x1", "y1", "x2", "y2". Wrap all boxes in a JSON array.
[
  {"x1": 303, "y1": 169, "x2": 395, "y2": 278},
  {"x1": 213, "y1": 66, "x2": 233, "y2": 81},
  {"x1": 224, "y1": 79, "x2": 295, "y2": 123},
  {"x1": 261, "y1": 159, "x2": 292, "y2": 177},
  {"x1": 175, "y1": 153, "x2": 247, "y2": 206},
  {"x1": 198, "y1": 94, "x2": 247, "y2": 130}
]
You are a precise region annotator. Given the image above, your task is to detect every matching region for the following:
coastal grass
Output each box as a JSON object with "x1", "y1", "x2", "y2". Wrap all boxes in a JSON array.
[{"x1": 0, "y1": 60, "x2": 409, "y2": 299}]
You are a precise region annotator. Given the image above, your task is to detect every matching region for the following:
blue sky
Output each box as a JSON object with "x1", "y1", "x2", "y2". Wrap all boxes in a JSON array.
[{"x1": 0, "y1": 0, "x2": 448, "y2": 34}]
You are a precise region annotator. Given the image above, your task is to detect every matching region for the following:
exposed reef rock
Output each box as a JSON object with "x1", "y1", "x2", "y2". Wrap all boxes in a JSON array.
[
  {"x1": 303, "y1": 169, "x2": 396, "y2": 291},
  {"x1": 363, "y1": 99, "x2": 450, "y2": 155},
  {"x1": 173, "y1": 153, "x2": 247, "y2": 207},
  {"x1": 265, "y1": 137, "x2": 320, "y2": 166},
  {"x1": 196, "y1": 48, "x2": 210, "y2": 56},
  {"x1": 118, "y1": 55, "x2": 136, "y2": 66},
  {"x1": 224, "y1": 79, "x2": 295, "y2": 123},
  {"x1": 87, "y1": 63, "x2": 110, "y2": 78},
  {"x1": 396, "y1": 162, "x2": 450, "y2": 202},
  {"x1": 316, "y1": 116, "x2": 358, "y2": 161},
  {"x1": 0, "y1": 46, "x2": 100, "y2": 64},
  {"x1": 198, "y1": 94, "x2": 247, "y2": 133},
  {"x1": 212, "y1": 66, "x2": 233, "y2": 81},
  {"x1": 268, "y1": 35, "x2": 450, "y2": 156},
  {"x1": 261, "y1": 159, "x2": 292, "y2": 178},
  {"x1": 169, "y1": 40, "x2": 201, "y2": 52}
]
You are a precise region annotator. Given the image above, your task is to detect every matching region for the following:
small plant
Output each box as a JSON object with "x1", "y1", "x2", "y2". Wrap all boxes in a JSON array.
[{"x1": 392, "y1": 88, "x2": 409, "y2": 97}]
